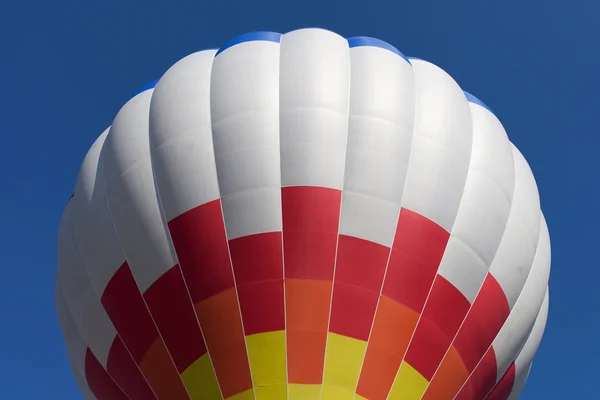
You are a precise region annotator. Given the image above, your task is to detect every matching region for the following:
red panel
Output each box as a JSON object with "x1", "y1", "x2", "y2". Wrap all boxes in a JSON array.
[
  {"x1": 85, "y1": 348, "x2": 129, "y2": 400},
  {"x1": 392, "y1": 208, "x2": 449, "y2": 268},
  {"x1": 143, "y1": 265, "x2": 207, "y2": 373},
  {"x1": 107, "y1": 337, "x2": 157, "y2": 400},
  {"x1": 381, "y1": 208, "x2": 449, "y2": 313},
  {"x1": 403, "y1": 275, "x2": 471, "y2": 381},
  {"x1": 422, "y1": 276, "x2": 471, "y2": 339},
  {"x1": 282, "y1": 186, "x2": 341, "y2": 280},
  {"x1": 485, "y1": 362, "x2": 515, "y2": 400},
  {"x1": 404, "y1": 316, "x2": 452, "y2": 380},
  {"x1": 382, "y1": 250, "x2": 436, "y2": 313},
  {"x1": 168, "y1": 199, "x2": 235, "y2": 302},
  {"x1": 454, "y1": 274, "x2": 510, "y2": 371},
  {"x1": 456, "y1": 348, "x2": 498, "y2": 400},
  {"x1": 329, "y1": 282, "x2": 379, "y2": 341},
  {"x1": 101, "y1": 263, "x2": 157, "y2": 363},
  {"x1": 281, "y1": 186, "x2": 341, "y2": 232},
  {"x1": 283, "y1": 231, "x2": 337, "y2": 280},
  {"x1": 335, "y1": 235, "x2": 389, "y2": 291},
  {"x1": 237, "y1": 279, "x2": 285, "y2": 335},
  {"x1": 229, "y1": 232, "x2": 283, "y2": 285}
]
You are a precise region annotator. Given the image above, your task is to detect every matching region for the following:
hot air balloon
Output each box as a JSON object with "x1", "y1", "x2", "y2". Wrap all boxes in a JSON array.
[{"x1": 56, "y1": 28, "x2": 551, "y2": 400}]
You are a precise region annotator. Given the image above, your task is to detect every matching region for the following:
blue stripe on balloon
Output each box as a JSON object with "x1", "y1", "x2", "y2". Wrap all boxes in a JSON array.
[
  {"x1": 348, "y1": 36, "x2": 410, "y2": 64},
  {"x1": 464, "y1": 91, "x2": 494, "y2": 115},
  {"x1": 131, "y1": 78, "x2": 159, "y2": 99},
  {"x1": 216, "y1": 31, "x2": 282, "y2": 56}
]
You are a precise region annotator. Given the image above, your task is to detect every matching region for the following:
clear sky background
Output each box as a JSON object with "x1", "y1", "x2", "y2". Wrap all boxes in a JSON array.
[{"x1": 0, "y1": 0, "x2": 594, "y2": 398}]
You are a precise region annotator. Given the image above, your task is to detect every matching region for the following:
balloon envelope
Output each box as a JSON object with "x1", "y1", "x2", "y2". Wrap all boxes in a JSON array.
[{"x1": 56, "y1": 28, "x2": 550, "y2": 400}]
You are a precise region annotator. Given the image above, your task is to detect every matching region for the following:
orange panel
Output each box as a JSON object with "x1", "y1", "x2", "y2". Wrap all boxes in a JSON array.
[
  {"x1": 368, "y1": 296, "x2": 419, "y2": 356},
  {"x1": 287, "y1": 329, "x2": 327, "y2": 384},
  {"x1": 286, "y1": 279, "x2": 331, "y2": 385},
  {"x1": 194, "y1": 288, "x2": 244, "y2": 346},
  {"x1": 285, "y1": 279, "x2": 331, "y2": 331},
  {"x1": 422, "y1": 345, "x2": 469, "y2": 400},
  {"x1": 195, "y1": 289, "x2": 252, "y2": 398},
  {"x1": 355, "y1": 296, "x2": 419, "y2": 400},
  {"x1": 209, "y1": 338, "x2": 253, "y2": 398},
  {"x1": 196, "y1": 288, "x2": 252, "y2": 397},
  {"x1": 139, "y1": 337, "x2": 189, "y2": 400},
  {"x1": 355, "y1": 345, "x2": 402, "y2": 400}
]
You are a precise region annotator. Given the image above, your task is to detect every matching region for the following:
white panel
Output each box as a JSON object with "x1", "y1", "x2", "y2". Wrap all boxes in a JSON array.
[
  {"x1": 103, "y1": 90, "x2": 177, "y2": 293},
  {"x1": 56, "y1": 284, "x2": 117, "y2": 400},
  {"x1": 58, "y1": 199, "x2": 116, "y2": 368},
  {"x1": 507, "y1": 290, "x2": 549, "y2": 400},
  {"x1": 492, "y1": 213, "x2": 551, "y2": 381},
  {"x1": 221, "y1": 187, "x2": 282, "y2": 240},
  {"x1": 73, "y1": 129, "x2": 111, "y2": 215},
  {"x1": 344, "y1": 45, "x2": 415, "y2": 202},
  {"x1": 338, "y1": 192, "x2": 399, "y2": 247},
  {"x1": 56, "y1": 281, "x2": 88, "y2": 380},
  {"x1": 149, "y1": 51, "x2": 220, "y2": 221},
  {"x1": 401, "y1": 59, "x2": 473, "y2": 232},
  {"x1": 337, "y1": 44, "x2": 414, "y2": 246},
  {"x1": 58, "y1": 250, "x2": 116, "y2": 368},
  {"x1": 438, "y1": 236, "x2": 488, "y2": 303},
  {"x1": 280, "y1": 28, "x2": 350, "y2": 189},
  {"x1": 211, "y1": 41, "x2": 280, "y2": 196},
  {"x1": 489, "y1": 144, "x2": 541, "y2": 308},
  {"x1": 72, "y1": 129, "x2": 128, "y2": 295},
  {"x1": 210, "y1": 39, "x2": 282, "y2": 239},
  {"x1": 214, "y1": 114, "x2": 280, "y2": 196},
  {"x1": 437, "y1": 101, "x2": 515, "y2": 302}
]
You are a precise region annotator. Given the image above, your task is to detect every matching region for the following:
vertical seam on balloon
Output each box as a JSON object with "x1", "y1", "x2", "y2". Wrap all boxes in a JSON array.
[
  {"x1": 149, "y1": 123, "x2": 225, "y2": 400},
  {"x1": 318, "y1": 39, "x2": 352, "y2": 400},
  {"x1": 56, "y1": 277, "x2": 133, "y2": 400},
  {"x1": 350, "y1": 53, "x2": 418, "y2": 400},
  {"x1": 208, "y1": 54, "x2": 257, "y2": 400},
  {"x1": 101, "y1": 136, "x2": 194, "y2": 400},
  {"x1": 275, "y1": 37, "x2": 291, "y2": 400},
  {"x1": 68, "y1": 156, "x2": 161, "y2": 400}
]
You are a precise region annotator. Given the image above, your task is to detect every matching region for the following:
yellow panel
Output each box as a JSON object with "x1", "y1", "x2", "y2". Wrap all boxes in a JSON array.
[
  {"x1": 321, "y1": 385, "x2": 354, "y2": 399},
  {"x1": 387, "y1": 362, "x2": 429, "y2": 400},
  {"x1": 246, "y1": 331, "x2": 287, "y2": 386},
  {"x1": 254, "y1": 384, "x2": 287, "y2": 399},
  {"x1": 322, "y1": 333, "x2": 367, "y2": 393},
  {"x1": 354, "y1": 395, "x2": 368, "y2": 400},
  {"x1": 181, "y1": 354, "x2": 221, "y2": 399},
  {"x1": 288, "y1": 384, "x2": 321, "y2": 399},
  {"x1": 225, "y1": 388, "x2": 255, "y2": 400}
]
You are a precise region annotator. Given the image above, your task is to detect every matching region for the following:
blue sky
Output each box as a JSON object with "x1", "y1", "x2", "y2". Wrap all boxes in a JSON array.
[{"x1": 0, "y1": 0, "x2": 593, "y2": 398}]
